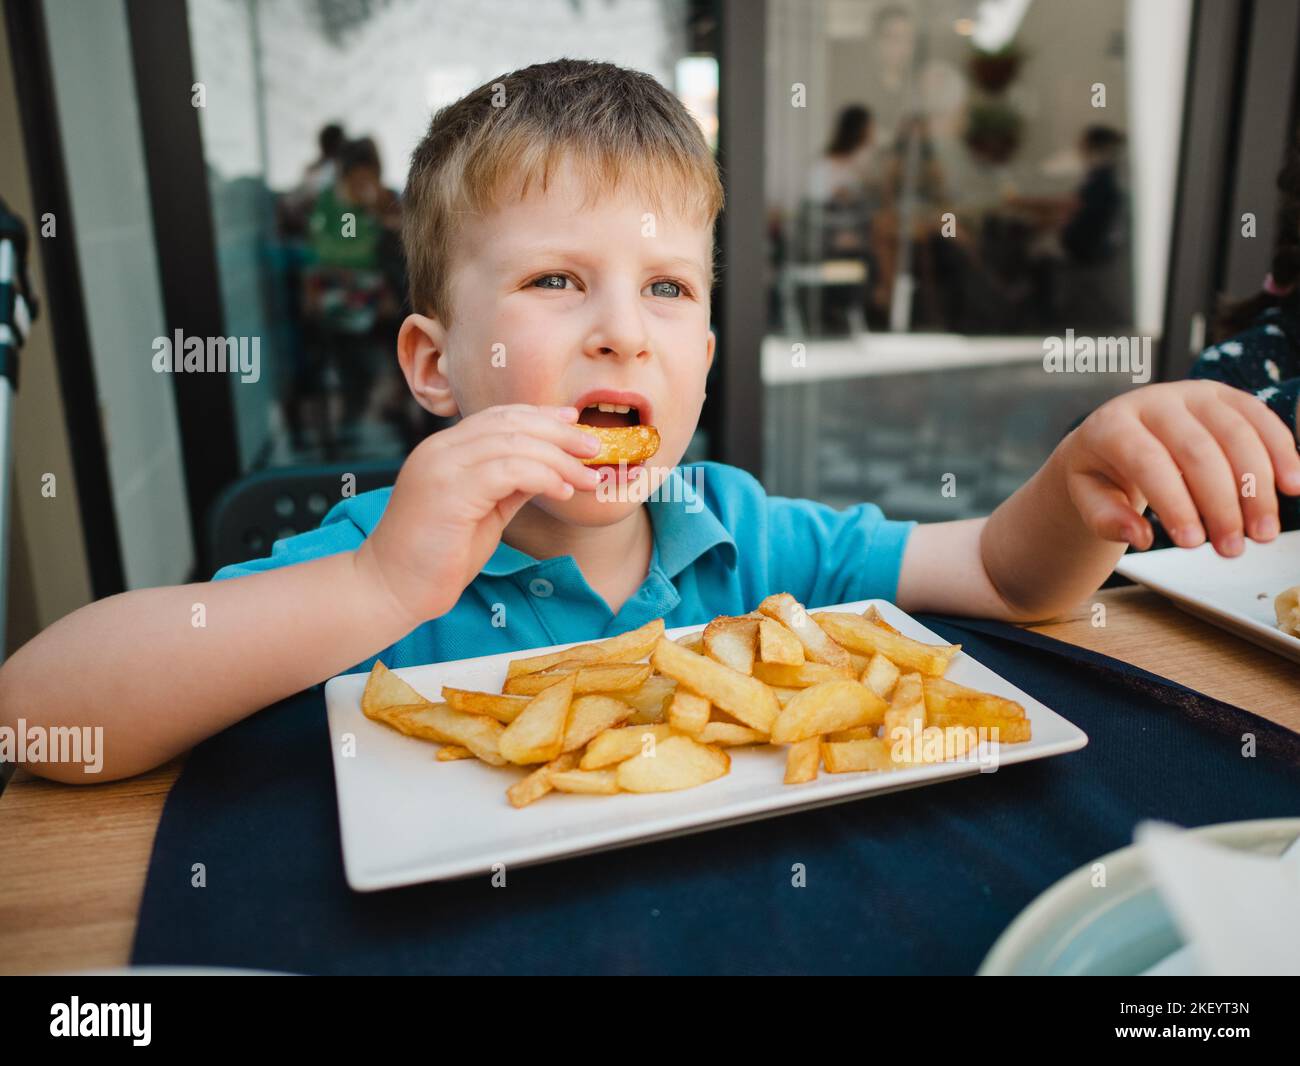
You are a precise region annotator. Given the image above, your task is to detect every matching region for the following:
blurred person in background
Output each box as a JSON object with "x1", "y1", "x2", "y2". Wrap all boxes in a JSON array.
[{"x1": 1192, "y1": 135, "x2": 1300, "y2": 530}]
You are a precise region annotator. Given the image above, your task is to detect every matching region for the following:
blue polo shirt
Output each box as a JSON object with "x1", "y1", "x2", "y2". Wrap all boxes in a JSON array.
[{"x1": 213, "y1": 461, "x2": 914, "y2": 675}]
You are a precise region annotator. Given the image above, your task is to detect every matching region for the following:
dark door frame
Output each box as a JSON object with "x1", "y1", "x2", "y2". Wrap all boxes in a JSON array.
[
  {"x1": 126, "y1": 0, "x2": 241, "y2": 577},
  {"x1": 3, "y1": 0, "x2": 125, "y2": 599}
]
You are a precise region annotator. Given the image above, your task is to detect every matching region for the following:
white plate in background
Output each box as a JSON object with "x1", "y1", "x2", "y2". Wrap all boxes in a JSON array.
[
  {"x1": 324, "y1": 599, "x2": 1088, "y2": 892},
  {"x1": 1114, "y1": 530, "x2": 1300, "y2": 665}
]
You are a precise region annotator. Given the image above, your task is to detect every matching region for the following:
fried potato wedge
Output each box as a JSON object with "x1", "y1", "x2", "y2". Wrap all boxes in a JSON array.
[
  {"x1": 784, "y1": 736, "x2": 821, "y2": 783},
  {"x1": 503, "y1": 662, "x2": 651, "y2": 696},
  {"x1": 562, "y1": 694, "x2": 634, "y2": 753},
  {"x1": 703, "y1": 615, "x2": 759, "y2": 675},
  {"x1": 580, "y1": 424, "x2": 661, "y2": 466},
  {"x1": 436, "y1": 744, "x2": 474, "y2": 762},
  {"x1": 614, "y1": 675, "x2": 677, "y2": 724},
  {"x1": 770, "y1": 679, "x2": 888, "y2": 744},
  {"x1": 499, "y1": 673, "x2": 575, "y2": 765},
  {"x1": 861, "y1": 653, "x2": 901, "y2": 701},
  {"x1": 758, "y1": 617, "x2": 806, "y2": 665},
  {"x1": 821, "y1": 737, "x2": 895, "y2": 773},
  {"x1": 813, "y1": 612, "x2": 960, "y2": 677},
  {"x1": 862, "y1": 604, "x2": 902, "y2": 636},
  {"x1": 547, "y1": 768, "x2": 620, "y2": 795},
  {"x1": 615, "y1": 734, "x2": 730, "y2": 793},
  {"x1": 504, "y1": 619, "x2": 665, "y2": 678},
  {"x1": 752, "y1": 660, "x2": 856, "y2": 688},
  {"x1": 757, "y1": 593, "x2": 853, "y2": 669},
  {"x1": 667, "y1": 688, "x2": 711, "y2": 736},
  {"x1": 361, "y1": 661, "x2": 433, "y2": 718},
  {"x1": 673, "y1": 631, "x2": 704, "y2": 653},
  {"x1": 888, "y1": 724, "x2": 981, "y2": 765},
  {"x1": 698, "y1": 722, "x2": 769, "y2": 747},
  {"x1": 369, "y1": 702, "x2": 448, "y2": 742},
  {"x1": 883, "y1": 672, "x2": 926, "y2": 739},
  {"x1": 441, "y1": 687, "x2": 531, "y2": 723},
  {"x1": 400, "y1": 703, "x2": 507, "y2": 765},
  {"x1": 580, "y1": 723, "x2": 675, "y2": 770},
  {"x1": 507, "y1": 751, "x2": 580, "y2": 809},
  {"x1": 922, "y1": 676, "x2": 1025, "y2": 718},
  {"x1": 650, "y1": 637, "x2": 780, "y2": 733},
  {"x1": 927, "y1": 711, "x2": 1031, "y2": 743}
]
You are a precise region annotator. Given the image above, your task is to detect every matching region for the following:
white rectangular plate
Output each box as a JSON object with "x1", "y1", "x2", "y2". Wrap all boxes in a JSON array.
[
  {"x1": 324, "y1": 599, "x2": 1088, "y2": 891},
  {"x1": 1114, "y1": 530, "x2": 1300, "y2": 665}
]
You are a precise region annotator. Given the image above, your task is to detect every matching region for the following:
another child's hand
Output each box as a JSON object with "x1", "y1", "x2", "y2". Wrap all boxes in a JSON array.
[
  {"x1": 1059, "y1": 380, "x2": 1300, "y2": 556},
  {"x1": 356, "y1": 404, "x2": 601, "y2": 626}
]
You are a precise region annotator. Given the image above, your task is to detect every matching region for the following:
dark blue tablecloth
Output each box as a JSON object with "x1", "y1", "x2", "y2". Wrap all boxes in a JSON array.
[{"x1": 131, "y1": 617, "x2": 1300, "y2": 975}]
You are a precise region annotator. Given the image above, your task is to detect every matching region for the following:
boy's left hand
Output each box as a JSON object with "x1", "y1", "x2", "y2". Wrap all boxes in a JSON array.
[{"x1": 1059, "y1": 380, "x2": 1300, "y2": 556}]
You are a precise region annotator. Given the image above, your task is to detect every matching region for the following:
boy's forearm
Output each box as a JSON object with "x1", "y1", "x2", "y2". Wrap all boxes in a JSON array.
[
  {"x1": 980, "y1": 442, "x2": 1129, "y2": 620},
  {"x1": 0, "y1": 549, "x2": 418, "y2": 783}
]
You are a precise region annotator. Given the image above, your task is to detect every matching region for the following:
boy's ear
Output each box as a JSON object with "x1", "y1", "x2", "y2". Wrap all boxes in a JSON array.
[
  {"x1": 397, "y1": 314, "x2": 459, "y2": 417},
  {"x1": 706, "y1": 328, "x2": 716, "y2": 371}
]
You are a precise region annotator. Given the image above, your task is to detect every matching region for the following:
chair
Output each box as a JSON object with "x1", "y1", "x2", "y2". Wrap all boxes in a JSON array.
[{"x1": 206, "y1": 458, "x2": 403, "y2": 577}]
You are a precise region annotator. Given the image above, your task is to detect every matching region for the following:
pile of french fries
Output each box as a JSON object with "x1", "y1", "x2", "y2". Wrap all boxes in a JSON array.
[{"x1": 360, "y1": 593, "x2": 1030, "y2": 808}]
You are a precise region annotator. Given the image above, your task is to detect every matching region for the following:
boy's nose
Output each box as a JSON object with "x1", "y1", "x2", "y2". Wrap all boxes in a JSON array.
[{"x1": 583, "y1": 289, "x2": 651, "y2": 361}]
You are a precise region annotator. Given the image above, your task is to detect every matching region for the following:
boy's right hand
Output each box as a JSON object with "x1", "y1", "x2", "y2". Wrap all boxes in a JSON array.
[{"x1": 355, "y1": 404, "x2": 601, "y2": 627}]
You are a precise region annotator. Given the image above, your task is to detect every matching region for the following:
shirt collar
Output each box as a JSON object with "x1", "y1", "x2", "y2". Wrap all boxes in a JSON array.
[{"x1": 481, "y1": 465, "x2": 738, "y2": 579}]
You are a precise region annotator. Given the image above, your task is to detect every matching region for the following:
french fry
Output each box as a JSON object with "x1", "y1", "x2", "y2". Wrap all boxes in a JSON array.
[
  {"x1": 698, "y1": 722, "x2": 769, "y2": 746},
  {"x1": 883, "y1": 672, "x2": 926, "y2": 739},
  {"x1": 757, "y1": 593, "x2": 853, "y2": 669},
  {"x1": 821, "y1": 737, "x2": 895, "y2": 773},
  {"x1": 562, "y1": 694, "x2": 635, "y2": 752},
  {"x1": 507, "y1": 751, "x2": 580, "y2": 808},
  {"x1": 826, "y1": 725, "x2": 879, "y2": 742},
  {"x1": 615, "y1": 675, "x2": 677, "y2": 724},
  {"x1": 784, "y1": 736, "x2": 820, "y2": 783},
  {"x1": 371, "y1": 702, "x2": 450, "y2": 742},
  {"x1": 673, "y1": 631, "x2": 704, "y2": 653},
  {"x1": 758, "y1": 617, "x2": 806, "y2": 665},
  {"x1": 752, "y1": 661, "x2": 856, "y2": 688},
  {"x1": 361, "y1": 661, "x2": 433, "y2": 718},
  {"x1": 401, "y1": 703, "x2": 507, "y2": 765},
  {"x1": 862, "y1": 604, "x2": 902, "y2": 636},
  {"x1": 703, "y1": 616, "x2": 759, "y2": 675},
  {"x1": 499, "y1": 673, "x2": 575, "y2": 765},
  {"x1": 922, "y1": 676, "x2": 1025, "y2": 719},
  {"x1": 580, "y1": 724, "x2": 674, "y2": 770},
  {"x1": 650, "y1": 637, "x2": 780, "y2": 733},
  {"x1": 504, "y1": 619, "x2": 664, "y2": 678},
  {"x1": 814, "y1": 612, "x2": 961, "y2": 677},
  {"x1": 436, "y1": 745, "x2": 474, "y2": 761},
  {"x1": 667, "y1": 689, "x2": 711, "y2": 736},
  {"x1": 547, "y1": 769, "x2": 620, "y2": 795},
  {"x1": 615, "y1": 735, "x2": 730, "y2": 793},
  {"x1": 503, "y1": 661, "x2": 650, "y2": 696},
  {"x1": 580, "y1": 424, "x2": 660, "y2": 467},
  {"x1": 441, "y1": 687, "x2": 531, "y2": 724},
  {"x1": 889, "y1": 724, "x2": 981, "y2": 765},
  {"x1": 861, "y1": 653, "x2": 901, "y2": 701},
  {"x1": 927, "y1": 711, "x2": 1032, "y2": 743},
  {"x1": 770, "y1": 679, "x2": 888, "y2": 744},
  {"x1": 771, "y1": 685, "x2": 802, "y2": 706}
]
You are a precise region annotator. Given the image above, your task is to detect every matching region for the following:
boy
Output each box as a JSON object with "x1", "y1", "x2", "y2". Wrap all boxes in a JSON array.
[{"x1": 4, "y1": 59, "x2": 1298, "y2": 783}]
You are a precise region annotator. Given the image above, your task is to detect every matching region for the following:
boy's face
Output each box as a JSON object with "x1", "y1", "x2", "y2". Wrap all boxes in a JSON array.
[{"x1": 403, "y1": 154, "x2": 716, "y2": 528}]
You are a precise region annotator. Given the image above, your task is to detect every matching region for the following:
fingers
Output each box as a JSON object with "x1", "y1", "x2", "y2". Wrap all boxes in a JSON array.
[
  {"x1": 449, "y1": 430, "x2": 602, "y2": 495},
  {"x1": 1099, "y1": 419, "x2": 1206, "y2": 548},
  {"x1": 1184, "y1": 391, "x2": 1281, "y2": 543},
  {"x1": 1139, "y1": 405, "x2": 1244, "y2": 554},
  {"x1": 449, "y1": 404, "x2": 602, "y2": 461},
  {"x1": 475, "y1": 454, "x2": 583, "y2": 507},
  {"x1": 1067, "y1": 469, "x2": 1153, "y2": 548},
  {"x1": 1216, "y1": 386, "x2": 1300, "y2": 496}
]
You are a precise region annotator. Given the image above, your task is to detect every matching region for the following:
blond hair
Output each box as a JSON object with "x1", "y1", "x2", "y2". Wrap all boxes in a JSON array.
[{"x1": 402, "y1": 58, "x2": 724, "y2": 324}]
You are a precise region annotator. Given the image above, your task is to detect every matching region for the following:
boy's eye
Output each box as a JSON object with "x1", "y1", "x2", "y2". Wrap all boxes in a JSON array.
[
  {"x1": 531, "y1": 274, "x2": 573, "y2": 290},
  {"x1": 647, "y1": 280, "x2": 683, "y2": 299}
]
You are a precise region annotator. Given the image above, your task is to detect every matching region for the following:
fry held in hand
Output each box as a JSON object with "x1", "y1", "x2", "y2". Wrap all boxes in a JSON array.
[{"x1": 579, "y1": 425, "x2": 660, "y2": 466}]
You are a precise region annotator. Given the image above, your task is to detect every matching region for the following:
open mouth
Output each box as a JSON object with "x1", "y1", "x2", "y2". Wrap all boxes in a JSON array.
[{"x1": 577, "y1": 401, "x2": 642, "y2": 429}]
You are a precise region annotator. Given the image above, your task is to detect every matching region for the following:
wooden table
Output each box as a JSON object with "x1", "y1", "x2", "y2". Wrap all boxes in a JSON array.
[{"x1": 3, "y1": 586, "x2": 1298, "y2": 975}]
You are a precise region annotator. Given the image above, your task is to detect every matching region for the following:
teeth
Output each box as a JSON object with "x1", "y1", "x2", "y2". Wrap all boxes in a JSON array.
[{"x1": 590, "y1": 402, "x2": 634, "y2": 414}]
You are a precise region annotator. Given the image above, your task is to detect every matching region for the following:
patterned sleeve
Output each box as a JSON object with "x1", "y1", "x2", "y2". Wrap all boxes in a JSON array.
[{"x1": 1190, "y1": 321, "x2": 1300, "y2": 446}]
